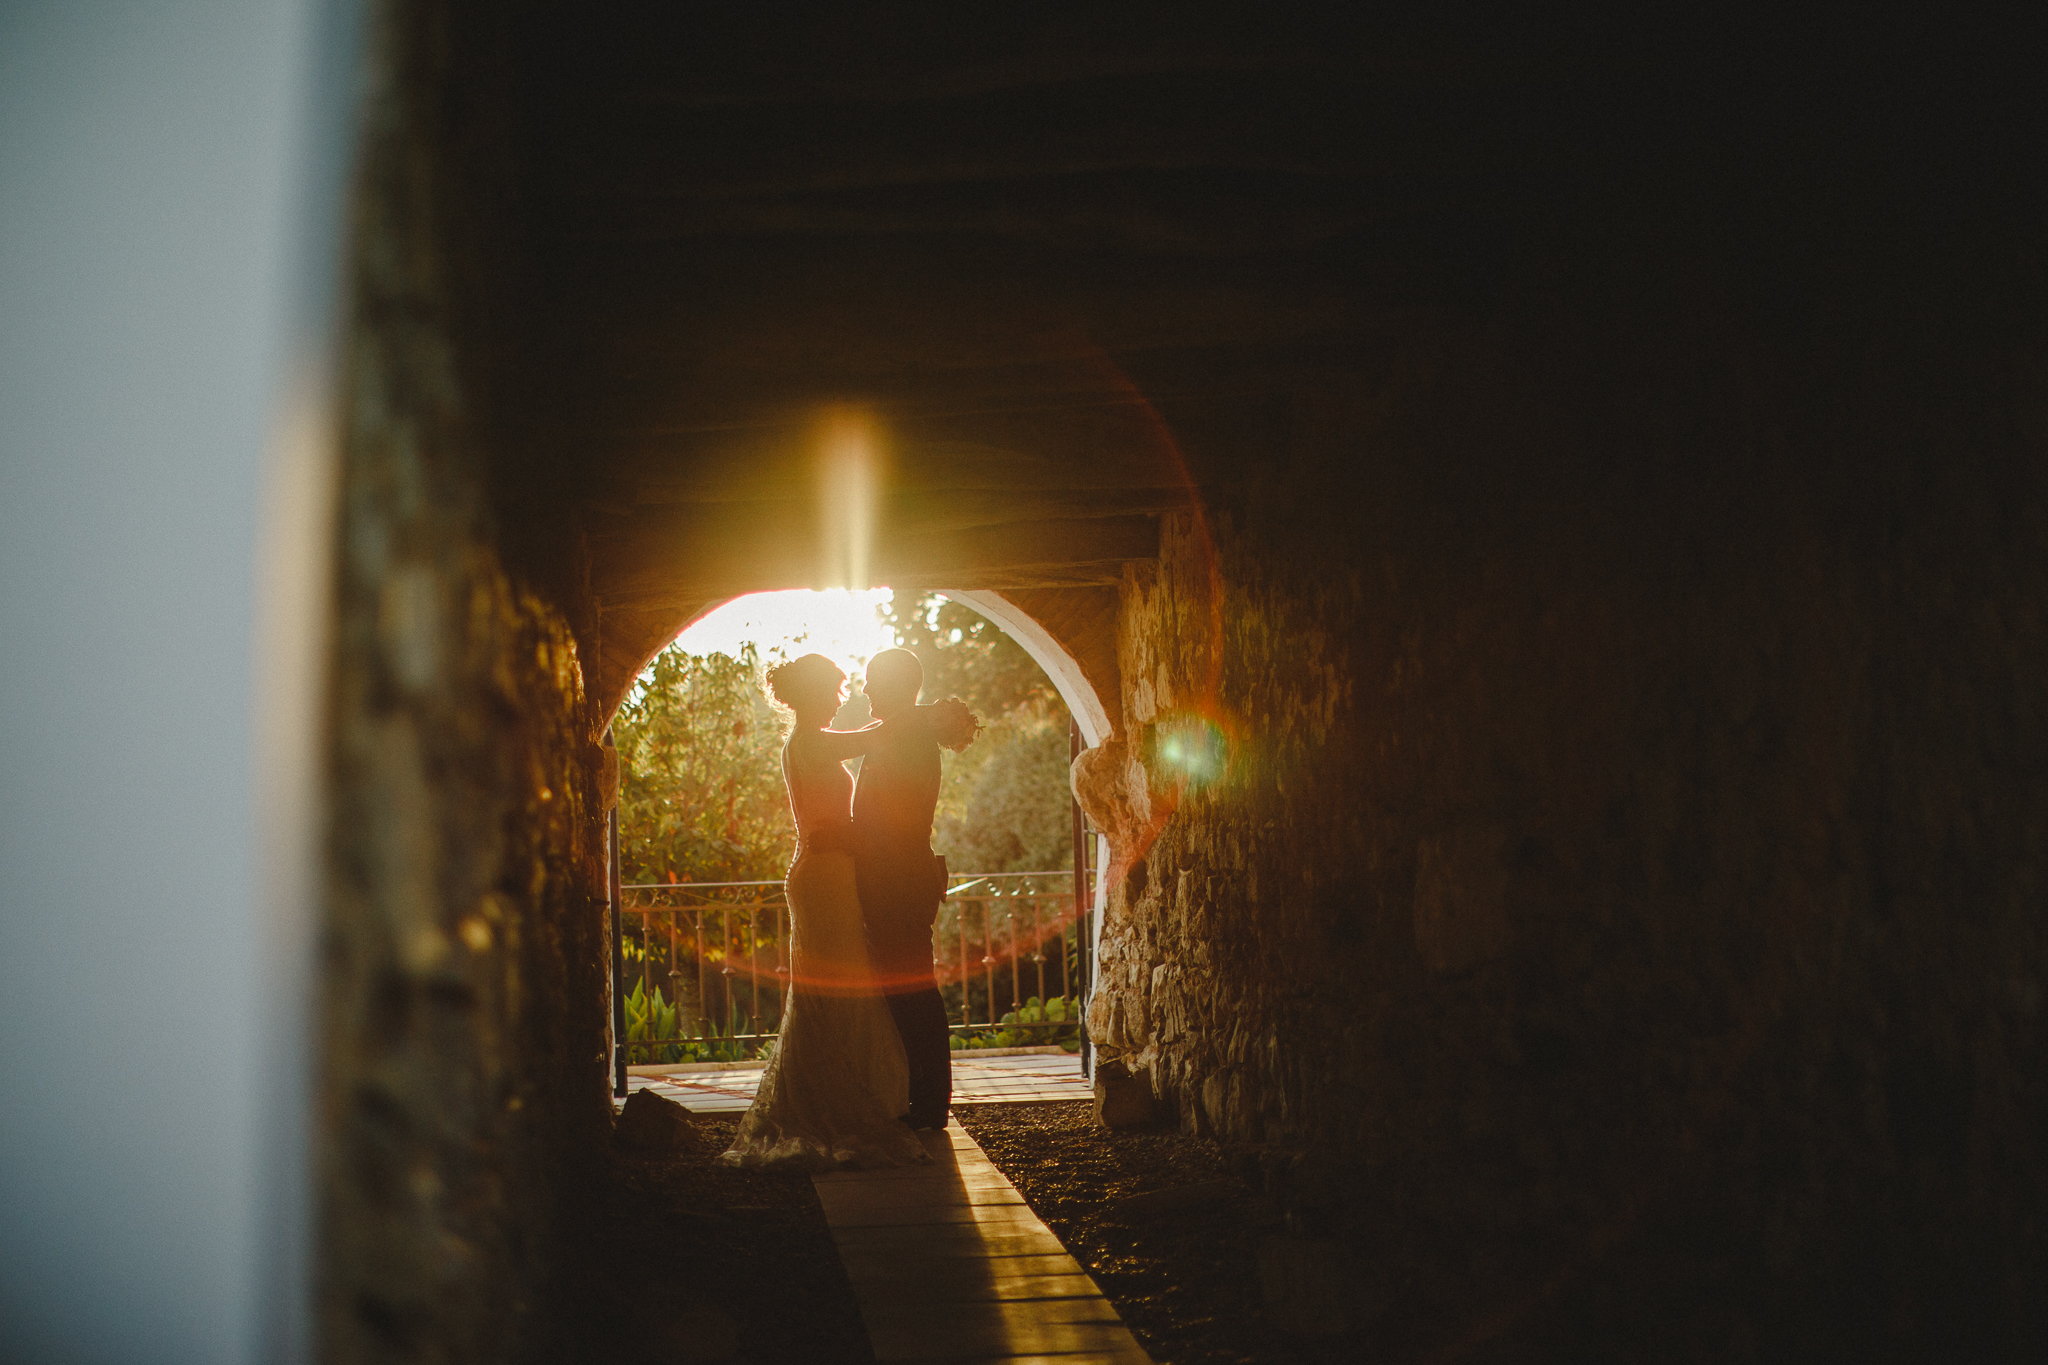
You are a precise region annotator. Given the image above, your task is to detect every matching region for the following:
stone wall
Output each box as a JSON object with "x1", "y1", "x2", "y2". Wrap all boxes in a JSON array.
[
  {"x1": 1084, "y1": 302, "x2": 2048, "y2": 1356},
  {"x1": 317, "y1": 2, "x2": 612, "y2": 1359}
]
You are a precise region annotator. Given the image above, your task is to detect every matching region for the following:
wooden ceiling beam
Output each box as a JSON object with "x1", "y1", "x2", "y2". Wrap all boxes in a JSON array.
[{"x1": 591, "y1": 512, "x2": 1157, "y2": 603}]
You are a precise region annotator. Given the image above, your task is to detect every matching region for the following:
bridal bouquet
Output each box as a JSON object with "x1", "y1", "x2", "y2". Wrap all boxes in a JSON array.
[{"x1": 927, "y1": 697, "x2": 981, "y2": 752}]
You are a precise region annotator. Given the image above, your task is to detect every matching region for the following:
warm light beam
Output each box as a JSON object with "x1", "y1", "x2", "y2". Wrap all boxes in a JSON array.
[
  {"x1": 816, "y1": 408, "x2": 879, "y2": 589},
  {"x1": 672, "y1": 588, "x2": 896, "y2": 666}
]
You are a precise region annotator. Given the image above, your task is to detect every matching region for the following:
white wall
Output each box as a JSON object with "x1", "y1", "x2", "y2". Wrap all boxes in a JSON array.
[{"x1": 0, "y1": 2, "x2": 350, "y2": 1360}]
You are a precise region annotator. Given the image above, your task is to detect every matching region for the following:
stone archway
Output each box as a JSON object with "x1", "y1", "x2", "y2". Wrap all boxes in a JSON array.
[{"x1": 613, "y1": 583, "x2": 1126, "y2": 1009}]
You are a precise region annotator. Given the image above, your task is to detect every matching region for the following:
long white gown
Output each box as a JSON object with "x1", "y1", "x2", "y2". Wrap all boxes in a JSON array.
[{"x1": 719, "y1": 738, "x2": 930, "y2": 1170}]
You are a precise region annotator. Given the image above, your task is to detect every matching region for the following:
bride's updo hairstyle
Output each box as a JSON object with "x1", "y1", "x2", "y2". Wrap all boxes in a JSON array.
[{"x1": 764, "y1": 652, "x2": 845, "y2": 724}]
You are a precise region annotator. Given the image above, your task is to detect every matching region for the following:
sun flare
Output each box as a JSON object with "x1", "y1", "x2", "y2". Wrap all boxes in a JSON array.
[
  {"x1": 671, "y1": 588, "x2": 898, "y2": 669},
  {"x1": 816, "y1": 406, "x2": 880, "y2": 589}
]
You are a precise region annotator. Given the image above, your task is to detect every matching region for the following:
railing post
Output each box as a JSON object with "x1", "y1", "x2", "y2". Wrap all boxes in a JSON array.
[
  {"x1": 980, "y1": 900, "x2": 995, "y2": 1032},
  {"x1": 608, "y1": 734, "x2": 626, "y2": 1097},
  {"x1": 958, "y1": 900, "x2": 971, "y2": 1032},
  {"x1": 1007, "y1": 899, "x2": 1021, "y2": 1035},
  {"x1": 1033, "y1": 896, "x2": 1046, "y2": 1020},
  {"x1": 1070, "y1": 716, "x2": 1090, "y2": 1069},
  {"x1": 748, "y1": 903, "x2": 761, "y2": 1046}
]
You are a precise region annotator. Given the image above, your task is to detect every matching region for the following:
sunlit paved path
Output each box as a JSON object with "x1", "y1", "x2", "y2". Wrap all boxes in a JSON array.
[
  {"x1": 614, "y1": 1050, "x2": 1148, "y2": 1362},
  {"x1": 814, "y1": 1120, "x2": 1152, "y2": 1364},
  {"x1": 618, "y1": 1048, "x2": 1091, "y2": 1114}
]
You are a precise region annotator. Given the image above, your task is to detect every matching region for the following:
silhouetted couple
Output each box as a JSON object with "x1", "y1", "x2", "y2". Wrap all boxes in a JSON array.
[{"x1": 720, "y1": 648, "x2": 977, "y2": 1169}]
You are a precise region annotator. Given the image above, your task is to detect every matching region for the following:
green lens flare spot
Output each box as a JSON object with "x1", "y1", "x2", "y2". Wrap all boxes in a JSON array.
[{"x1": 1151, "y1": 716, "x2": 1229, "y2": 787}]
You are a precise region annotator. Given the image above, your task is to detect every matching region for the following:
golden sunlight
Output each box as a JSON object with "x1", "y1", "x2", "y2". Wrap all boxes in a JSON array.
[
  {"x1": 815, "y1": 406, "x2": 880, "y2": 589},
  {"x1": 673, "y1": 588, "x2": 897, "y2": 666}
]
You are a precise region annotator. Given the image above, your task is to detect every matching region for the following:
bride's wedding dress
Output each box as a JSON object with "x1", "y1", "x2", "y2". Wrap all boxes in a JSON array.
[{"x1": 720, "y1": 739, "x2": 930, "y2": 1170}]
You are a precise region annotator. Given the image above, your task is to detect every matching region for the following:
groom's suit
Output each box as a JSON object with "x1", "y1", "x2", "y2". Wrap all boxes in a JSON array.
[{"x1": 852, "y1": 709, "x2": 951, "y2": 1126}]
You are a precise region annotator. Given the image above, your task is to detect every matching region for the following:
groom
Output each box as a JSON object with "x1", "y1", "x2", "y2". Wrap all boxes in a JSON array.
[{"x1": 853, "y1": 648, "x2": 953, "y2": 1131}]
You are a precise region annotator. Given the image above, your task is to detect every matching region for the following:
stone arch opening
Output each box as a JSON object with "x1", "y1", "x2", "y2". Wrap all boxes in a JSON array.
[
  {"x1": 609, "y1": 583, "x2": 1121, "y2": 887},
  {"x1": 606, "y1": 589, "x2": 1122, "y2": 1080}
]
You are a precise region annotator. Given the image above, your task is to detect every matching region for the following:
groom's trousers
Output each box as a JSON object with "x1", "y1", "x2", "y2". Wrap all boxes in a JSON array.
[{"x1": 856, "y1": 844, "x2": 952, "y2": 1122}]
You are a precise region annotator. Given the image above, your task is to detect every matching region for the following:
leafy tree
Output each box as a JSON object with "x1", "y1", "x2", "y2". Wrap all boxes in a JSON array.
[
  {"x1": 612, "y1": 645, "x2": 792, "y2": 885},
  {"x1": 885, "y1": 592, "x2": 1076, "y2": 873},
  {"x1": 879, "y1": 593, "x2": 1060, "y2": 719},
  {"x1": 932, "y1": 707, "x2": 1075, "y2": 872},
  {"x1": 613, "y1": 594, "x2": 1082, "y2": 884}
]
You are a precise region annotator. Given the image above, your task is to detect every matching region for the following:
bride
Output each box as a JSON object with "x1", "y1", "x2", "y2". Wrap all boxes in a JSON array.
[{"x1": 720, "y1": 653, "x2": 931, "y2": 1170}]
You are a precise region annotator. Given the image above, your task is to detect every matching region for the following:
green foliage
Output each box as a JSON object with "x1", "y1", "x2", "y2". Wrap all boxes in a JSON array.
[
  {"x1": 622, "y1": 977, "x2": 685, "y2": 1064},
  {"x1": 880, "y1": 592, "x2": 1059, "y2": 718},
  {"x1": 621, "y1": 976, "x2": 777, "y2": 1064},
  {"x1": 885, "y1": 592, "x2": 1075, "y2": 872},
  {"x1": 613, "y1": 596, "x2": 1077, "y2": 884},
  {"x1": 949, "y1": 996, "x2": 1082, "y2": 1051},
  {"x1": 933, "y1": 707, "x2": 1074, "y2": 871},
  {"x1": 613, "y1": 645, "x2": 792, "y2": 885}
]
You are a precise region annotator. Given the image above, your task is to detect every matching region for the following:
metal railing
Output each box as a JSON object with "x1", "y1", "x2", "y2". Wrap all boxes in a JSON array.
[
  {"x1": 618, "y1": 881, "x2": 788, "y2": 1064},
  {"x1": 618, "y1": 866, "x2": 1093, "y2": 1065},
  {"x1": 937, "y1": 872, "x2": 1089, "y2": 1044}
]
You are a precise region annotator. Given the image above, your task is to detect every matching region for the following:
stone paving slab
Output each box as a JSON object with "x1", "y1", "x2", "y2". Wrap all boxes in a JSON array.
[
  {"x1": 617, "y1": 1049, "x2": 1092, "y2": 1114},
  {"x1": 835, "y1": 1223, "x2": 1072, "y2": 1258},
  {"x1": 833, "y1": 1212, "x2": 1052, "y2": 1236},
  {"x1": 894, "y1": 1355, "x2": 1152, "y2": 1365},
  {"x1": 815, "y1": 1185, "x2": 1027, "y2": 1214},
  {"x1": 848, "y1": 1270, "x2": 1104, "y2": 1303},
  {"x1": 924, "y1": 1357, "x2": 1153, "y2": 1365},
  {"x1": 838, "y1": 1253, "x2": 1092, "y2": 1291},
  {"x1": 862, "y1": 1302, "x2": 1139, "y2": 1362},
  {"x1": 815, "y1": 1121, "x2": 1153, "y2": 1365},
  {"x1": 819, "y1": 1167, "x2": 1019, "y2": 1190}
]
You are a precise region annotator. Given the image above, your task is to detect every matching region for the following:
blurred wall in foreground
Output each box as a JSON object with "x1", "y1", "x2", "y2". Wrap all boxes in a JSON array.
[
  {"x1": 310, "y1": 6, "x2": 618, "y2": 1355},
  {"x1": 0, "y1": 2, "x2": 350, "y2": 1360}
]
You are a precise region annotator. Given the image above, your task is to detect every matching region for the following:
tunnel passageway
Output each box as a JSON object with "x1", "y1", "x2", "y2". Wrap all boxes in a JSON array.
[
  {"x1": 307, "y1": 4, "x2": 2048, "y2": 1362},
  {"x1": 10, "y1": 4, "x2": 2043, "y2": 1362}
]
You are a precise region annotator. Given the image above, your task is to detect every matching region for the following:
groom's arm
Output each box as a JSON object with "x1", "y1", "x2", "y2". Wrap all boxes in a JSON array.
[
  {"x1": 868, "y1": 704, "x2": 939, "y2": 736},
  {"x1": 807, "y1": 720, "x2": 883, "y2": 762},
  {"x1": 867, "y1": 700, "x2": 976, "y2": 751}
]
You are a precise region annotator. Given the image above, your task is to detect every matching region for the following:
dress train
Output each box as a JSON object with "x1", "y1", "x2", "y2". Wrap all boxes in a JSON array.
[{"x1": 720, "y1": 838, "x2": 929, "y2": 1170}]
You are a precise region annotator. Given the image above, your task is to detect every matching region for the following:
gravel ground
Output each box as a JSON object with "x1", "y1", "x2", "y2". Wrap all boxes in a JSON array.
[{"x1": 956, "y1": 1100, "x2": 1322, "y2": 1365}]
